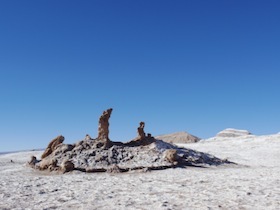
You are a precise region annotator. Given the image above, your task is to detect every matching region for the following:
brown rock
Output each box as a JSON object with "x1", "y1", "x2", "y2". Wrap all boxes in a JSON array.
[
  {"x1": 125, "y1": 122, "x2": 155, "y2": 146},
  {"x1": 97, "y1": 108, "x2": 113, "y2": 140},
  {"x1": 61, "y1": 160, "x2": 75, "y2": 173},
  {"x1": 27, "y1": 107, "x2": 233, "y2": 174},
  {"x1": 53, "y1": 144, "x2": 75, "y2": 155},
  {"x1": 96, "y1": 108, "x2": 113, "y2": 148},
  {"x1": 137, "y1": 122, "x2": 146, "y2": 140},
  {"x1": 164, "y1": 149, "x2": 178, "y2": 164},
  {"x1": 41, "y1": 135, "x2": 65, "y2": 159},
  {"x1": 39, "y1": 158, "x2": 58, "y2": 171}
]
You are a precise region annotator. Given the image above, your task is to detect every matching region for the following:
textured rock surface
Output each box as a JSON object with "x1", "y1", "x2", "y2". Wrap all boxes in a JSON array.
[
  {"x1": 216, "y1": 128, "x2": 252, "y2": 138},
  {"x1": 96, "y1": 108, "x2": 113, "y2": 148},
  {"x1": 97, "y1": 108, "x2": 113, "y2": 140},
  {"x1": 164, "y1": 149, "x2": 178, "y2": 164},
  {"x1": 156, "y1": 132, "x2": 200, "y2": 144},
  {"x1": 125, "y1": 121, "x2": 156, "y2": 147},
  {"x1": 137, "y1": 122, "x2": 146, "y2": 140},
  {"x1": 30, "y1": 139, "x2": 231, "y2": 173},
  {"x1": 61, "y1": 160, "x2": 75, "y2": 173},
  {"x1": 41, "y1": 135, "x2": 64, "y2": 159},
  {"x1": 29, "y1": 108, "x2": 232, "y2": 173}
]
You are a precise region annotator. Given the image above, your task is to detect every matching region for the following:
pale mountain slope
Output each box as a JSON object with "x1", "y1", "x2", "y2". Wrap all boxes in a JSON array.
[
  {"x1": 216, "y1": 128, "x2": 252, "y2": 138},
  {"x1": 156, "y1": 131, "x2": 200, "y2": 143}
]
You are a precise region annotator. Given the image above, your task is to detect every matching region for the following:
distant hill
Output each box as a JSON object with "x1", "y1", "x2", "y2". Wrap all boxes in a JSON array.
[
  {"x1": 155, "y1": 131, "x2": 201, "y2": 144},
  {"x1": 216, "y1": 128, "x2": 252, "y2": 138}
]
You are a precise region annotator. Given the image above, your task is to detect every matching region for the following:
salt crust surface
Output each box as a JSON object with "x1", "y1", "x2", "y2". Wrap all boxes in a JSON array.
[{"x1": 0, "y1": 133, "x2": 280, "y2": 210}]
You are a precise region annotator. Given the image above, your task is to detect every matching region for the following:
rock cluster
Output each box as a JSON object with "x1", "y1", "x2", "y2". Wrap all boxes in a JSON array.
[
  {"x1": 41, "y1": 135, "x2": 64, "y2": 159},
  {"x1": 28, "y1": 108, "x2": 232, "y2": 173}
]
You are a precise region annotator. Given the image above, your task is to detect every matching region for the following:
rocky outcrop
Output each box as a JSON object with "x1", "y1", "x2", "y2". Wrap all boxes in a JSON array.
[
  {"x1": 41, "y1": 135, "x2": 64, "y2": 159},
  {"x1": 30, "y1": 138, "x2": 231, "y2": 173},
  {"x1": 164, "y1": 149, "x2": 178, "y2": 164},
  {"x1": 39, "y1": 157, "x2": 58, "y2": 171},
  {"x1": 28, "y1": 108, "x2": 233, "y2": 173},
  {"x1": 216, "y1": 128, "x2": 252, "y2": 138},
  {"x1": 137, "y1": 122, "x2": 146, "y2": 140},
  {"x1": 96, "y1": 108, "x2": 113, "y2": 148},
  {"x1": 97, "y1": 108, "x2": 112, "y2": 140},
  {"x1": 156, "y1": 132, "x2": 200, "y2": 144},
  {"x1": 126, "y1": 122, "x2": 156, "y2": 146},
  {"x1": 61, "y1": 160, "x2": 75, "y2": 173}
]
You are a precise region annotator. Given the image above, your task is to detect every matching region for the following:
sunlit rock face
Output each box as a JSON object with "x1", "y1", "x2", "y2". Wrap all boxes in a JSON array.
[{"x1": 28, "y1": 108, "x2": 232, "y2": 173}]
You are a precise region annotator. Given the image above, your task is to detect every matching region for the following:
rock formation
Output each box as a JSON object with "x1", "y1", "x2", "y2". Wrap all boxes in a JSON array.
[
  {"x1": 97, "y1": 108, "x2": 113, "y2": 140},
  {"x1": 96, "y1": 108, "x2": 113, "y2": 148},
  {"x1": 39, "y1": 158, "x2": 58, "y2": 171},
  {"x1": 126, "y1": 122, "x2": 156, "y2": 146},
  {"x1": 41, "y1": 135, "x2": 64, "y2": 159},
  {"x1": 164, "y1": 149, "x2": 178, "y2": 164},
  {"x1": 61, "y1": 160, "x2": 75, "y2": 173},
  {"x1": 28, "y1": 108, "x2": 233, "y2": 174},
  {"x1": 137, "y1": 122, "x2": 146, "y2": 140}
]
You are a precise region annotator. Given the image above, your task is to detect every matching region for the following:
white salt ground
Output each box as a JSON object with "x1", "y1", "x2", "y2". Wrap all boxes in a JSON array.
[{"x1": 0, "y1": 134, "x2": 280, "y2": 210}]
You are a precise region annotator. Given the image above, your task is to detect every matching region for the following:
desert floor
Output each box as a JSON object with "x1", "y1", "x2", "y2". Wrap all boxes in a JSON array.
[{"x1": 0, "y1": 134, "x2": 279, "y2": 210}]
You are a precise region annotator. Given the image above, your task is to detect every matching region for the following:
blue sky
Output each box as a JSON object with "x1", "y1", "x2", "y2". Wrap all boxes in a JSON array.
[{"x1": 0, "y1": 1, "x2": 279, "y2": 152}]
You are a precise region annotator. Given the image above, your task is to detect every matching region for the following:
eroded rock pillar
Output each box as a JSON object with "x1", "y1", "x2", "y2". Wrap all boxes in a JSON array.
[
  {"x1": 97, "y1": 108, "x2": 113, "y2": 140},
  {"x1": 137, "y1": 121, "x2": 146, "y2": 140}
]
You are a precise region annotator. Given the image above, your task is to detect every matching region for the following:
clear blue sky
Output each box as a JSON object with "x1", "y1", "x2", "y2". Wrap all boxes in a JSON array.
[{"x1": 0, "y1": 1, "x2": 279, "y2": 152}]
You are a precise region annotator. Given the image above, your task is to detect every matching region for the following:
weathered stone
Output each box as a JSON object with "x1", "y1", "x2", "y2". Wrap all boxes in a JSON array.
[
  {"x1": 61, "y1": 160, "x2": 75, "y2": 173},
  {"x1": 41, "y1": 135, "x2": 64, "y2": 159},
  {"x1": 39, "y1": 158, "x2": 58, "y2": 171},
  {"x1": 97, "y1": 108, "x2": 113, "y2": 140},
  {"x1": 54, "y1": 144, "x2": 74, "y2": 155},
  {"x1": 96, "y1": 108, "x2": 113, "y2": 148},
  {"x1": 29, "y1": 108, "x2": 233, "y2": 173},
  {"x1": 137, "y1": 122, "x2": 146, "y2": 140},
  {"x1": 126, "y1": 122, "x2": 156, "y2": 146},
  {"x1": 164, "y1": 149, "x2": 178, "y2": 164}
]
